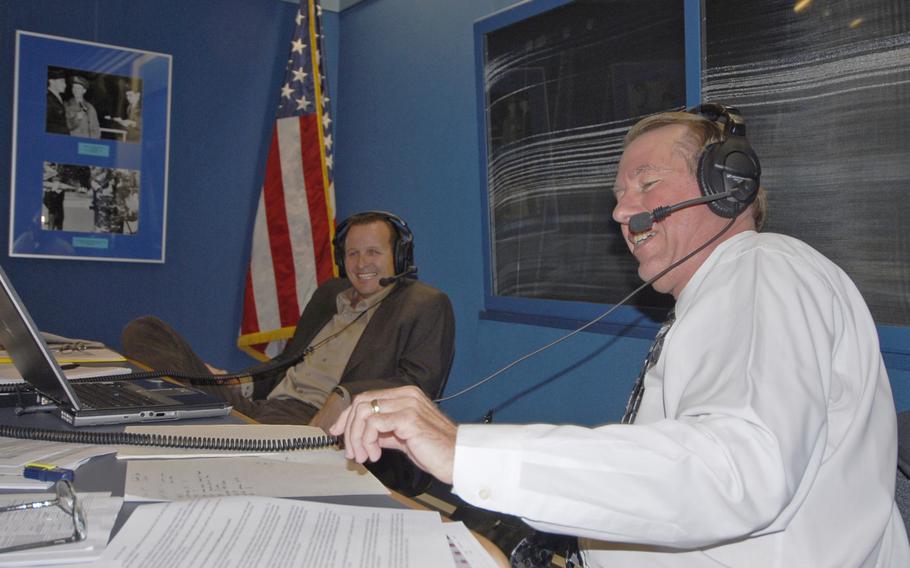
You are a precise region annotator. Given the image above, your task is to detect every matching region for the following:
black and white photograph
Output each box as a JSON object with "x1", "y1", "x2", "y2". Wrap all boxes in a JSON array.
[
  {"x1": 12, "y1": 31, "x2": 169, "y2": 262},
  {"x1": 42, "y1": 161, "x2": 140, "y2": 234},
  {"x1": 45, "y1": 65, "x2": 143, "y2": 143}
]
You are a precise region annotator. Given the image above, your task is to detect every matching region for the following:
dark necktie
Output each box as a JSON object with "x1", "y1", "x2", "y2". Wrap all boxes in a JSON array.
[
  {"x1": 621, "y1": 309, "x2": 675, "y2": 424},
  {"x1": 510, "y1": 310, "x2": 676, "y2": 568}
]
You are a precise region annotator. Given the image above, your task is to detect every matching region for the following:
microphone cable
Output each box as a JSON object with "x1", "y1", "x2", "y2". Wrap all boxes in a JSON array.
[{"x1": 434, "y1": 212, "x2": 741, "y2": 403}]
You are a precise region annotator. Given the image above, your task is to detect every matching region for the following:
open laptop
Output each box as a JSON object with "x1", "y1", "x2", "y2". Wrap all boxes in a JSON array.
[{"x1": 0, "y1": 266, "x2": 232, "y2": 426}]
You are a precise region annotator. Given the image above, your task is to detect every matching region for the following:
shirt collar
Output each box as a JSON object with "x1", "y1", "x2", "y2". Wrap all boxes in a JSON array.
[
  {"x1": 676, "y1": 229, "x2": 757, "y2": 309},
  {"x1": 337, "y1": 281, "x2": 396, "y2": 314}
]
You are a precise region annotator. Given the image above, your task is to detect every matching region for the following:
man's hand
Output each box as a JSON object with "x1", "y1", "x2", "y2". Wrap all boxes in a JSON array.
[{"x1": 329, "y1": 385, "x2": 458, "y2": 484}]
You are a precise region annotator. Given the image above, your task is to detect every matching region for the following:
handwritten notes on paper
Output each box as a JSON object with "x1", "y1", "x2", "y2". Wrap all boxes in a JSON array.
[{"x1": 124, "y1": 451, "x2": 388, "y2": 501}]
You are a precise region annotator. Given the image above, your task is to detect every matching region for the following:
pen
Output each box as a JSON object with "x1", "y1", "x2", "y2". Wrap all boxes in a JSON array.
[{"x1": 23, "y1": 462, "x2": 74, "y2": 482}]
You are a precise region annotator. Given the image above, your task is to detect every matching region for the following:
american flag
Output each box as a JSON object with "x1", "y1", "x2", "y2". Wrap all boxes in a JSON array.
[{"x1": 238, "y1": 0, "x2": 336, "y2": 360}]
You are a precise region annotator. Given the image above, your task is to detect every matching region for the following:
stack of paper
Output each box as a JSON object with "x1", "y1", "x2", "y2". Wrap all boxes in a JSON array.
[
  {"x1": 0, "y1": 346, "x2": 126, "y2": 365},
  {"x1": 0, "y1": 425, "x2": 502, "y2": 567},
  {"x1": 0, "y1": 437, "x2": 116, "y2": 490},
  {"x1": 96, "y1": 495, "x2": 500, "y2": 568},
  {"x1": 0, "y1": 332, "x2": 127, "y2": 384},
  {"x1": 0, "y1": 364, "x2": 133, "y2": 385},
  {"x1": 117, "y1": 424, "x2": 389, "y2": 500}
]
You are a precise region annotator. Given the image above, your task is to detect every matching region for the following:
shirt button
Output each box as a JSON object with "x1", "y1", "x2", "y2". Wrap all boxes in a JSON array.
[{"x1": 478, "y1": 488, "x2": 491, "y2": 500}]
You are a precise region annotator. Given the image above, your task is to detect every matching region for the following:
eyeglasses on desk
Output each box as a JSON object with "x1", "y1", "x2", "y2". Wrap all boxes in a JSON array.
[{"x1": 0, "y1": 480, "x2": 87, "y2": 553}]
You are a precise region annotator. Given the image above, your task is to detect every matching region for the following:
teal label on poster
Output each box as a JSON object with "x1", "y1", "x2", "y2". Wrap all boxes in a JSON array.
[
  {"x1": 72, "y1": 237, "x2": 109, "y2": 249},
  {"x1": 77, "y1": 143, "x2": 110, "y2": 157}
]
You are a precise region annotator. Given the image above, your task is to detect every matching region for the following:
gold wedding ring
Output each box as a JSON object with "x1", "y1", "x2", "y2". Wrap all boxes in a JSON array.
[{"x1": 370, "y1": 399, "x2": 382, "y2": 415}]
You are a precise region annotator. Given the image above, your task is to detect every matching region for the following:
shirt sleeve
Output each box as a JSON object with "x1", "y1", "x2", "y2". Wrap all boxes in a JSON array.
[{"x1": 453, "y1": 244, "x2": 843, "y2": 548}]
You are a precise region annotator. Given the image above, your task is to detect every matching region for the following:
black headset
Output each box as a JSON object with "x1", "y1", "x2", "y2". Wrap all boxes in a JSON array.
[
  {"x1": 332, "y1": 211, "x2": 415, "y2": 278},
  {"x1": 691, "y1": 103, "x2": 761, "y2": 219}
]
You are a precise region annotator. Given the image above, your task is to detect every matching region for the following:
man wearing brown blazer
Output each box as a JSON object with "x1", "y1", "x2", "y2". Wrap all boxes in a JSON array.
[{"x1": 121, "y1": 211, "x2": 455, "y2": 432}]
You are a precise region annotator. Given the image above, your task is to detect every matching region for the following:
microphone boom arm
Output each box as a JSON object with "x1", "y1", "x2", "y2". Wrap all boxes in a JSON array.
[{"x1": 629, "y1": 190, "x2": 735, "y2": 233}]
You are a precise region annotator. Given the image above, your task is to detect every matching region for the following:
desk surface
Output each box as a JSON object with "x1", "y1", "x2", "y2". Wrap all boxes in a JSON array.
[{"x1": 0, "y1": 404, "x2": 510, "y2": 567}]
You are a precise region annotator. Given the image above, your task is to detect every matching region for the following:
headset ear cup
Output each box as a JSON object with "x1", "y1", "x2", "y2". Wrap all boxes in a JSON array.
[
  {"x1": 697, "y1": 138, "x2": 760, "y2": 219},
  {"x1": 383, "y1": 213, "x2": 414, "y2": 275},
  {"x1": 332, "y1": 222, "x2": 349, "y2": 278},
  {"x1": 691, "y1": 103, "x2": 761, "y2": 219},
  {"x1": 397, "y1": 233, "x2": 414, "y2": 275},
  {"x1": 697, "y1": 142, "x2": 720, "y2": 204},
  {"x1": 697, "y1": 142, "x2": 740, "y2": 218}
]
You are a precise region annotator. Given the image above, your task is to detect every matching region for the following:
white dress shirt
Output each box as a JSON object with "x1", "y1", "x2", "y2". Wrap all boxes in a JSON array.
[{"x1": 453, "y1": 231, "x2": 910, "y2": 567}]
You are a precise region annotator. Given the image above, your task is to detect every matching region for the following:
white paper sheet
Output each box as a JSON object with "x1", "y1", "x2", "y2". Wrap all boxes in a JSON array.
[
  {"x1": 98, "y1": 496, "x2": 455, "y2": 568},
  {"x1": 444, "y1": 521, "x2": 504, "y2": 568},
  {"x1": 0, "y1": 492, "x2": 122, "y2": 567},
  {"x1": 123, "y1": 452, "x2": 388, "y2": 501}
]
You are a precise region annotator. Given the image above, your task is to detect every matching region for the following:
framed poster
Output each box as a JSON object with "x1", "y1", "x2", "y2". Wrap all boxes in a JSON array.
[{"x1": 9, "y1": 31, "x2": 171, "y2": 263}]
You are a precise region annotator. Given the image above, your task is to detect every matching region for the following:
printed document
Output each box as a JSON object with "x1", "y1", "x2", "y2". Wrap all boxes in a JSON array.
[{"x1": 98, "y1": 495, "x2": 456, "y2": 568}]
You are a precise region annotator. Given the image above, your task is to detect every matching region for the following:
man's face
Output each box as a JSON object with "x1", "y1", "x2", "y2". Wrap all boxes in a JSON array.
[
  {"x1": 126, "y1": 91, "x2": 140, "y2": 105},
  {"x1": 72, "y1": 83, "x2": 86, "y2": 97},
  {"x1": 48, "y1": 78, "x2": 66, "y2": 93},
  {"x1": 612, "y1": 124, "x2": 726, "y2": 298},
  {"x1": 343, "y1": 221, "x2": 396, "y2": 300}
]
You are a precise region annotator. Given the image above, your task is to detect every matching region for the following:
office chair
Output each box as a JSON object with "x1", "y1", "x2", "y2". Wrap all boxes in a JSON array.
[{"x1": 897, "y1": 410, "x2": 910, "y2": 537}]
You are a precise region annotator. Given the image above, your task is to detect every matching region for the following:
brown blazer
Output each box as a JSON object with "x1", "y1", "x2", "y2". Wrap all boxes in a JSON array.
[{"x1": 254, "y1": 277, "x2": 455, "y2": 400}]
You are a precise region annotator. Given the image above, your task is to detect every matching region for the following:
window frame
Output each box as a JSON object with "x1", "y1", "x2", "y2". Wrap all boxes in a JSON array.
[{"x1": 472, "y1": 0, "x2": 910, "y2": 371}]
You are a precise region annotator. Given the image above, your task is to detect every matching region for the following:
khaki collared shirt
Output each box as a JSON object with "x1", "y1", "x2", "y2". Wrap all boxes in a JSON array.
[{"x1": 267, "y1": 283, "x2": 395, "y2": 408}]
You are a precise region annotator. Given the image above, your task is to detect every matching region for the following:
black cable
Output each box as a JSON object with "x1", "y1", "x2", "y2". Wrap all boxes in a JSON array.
[{"x1": 0, "y1": 424, "x2": 339, "y2": 451}]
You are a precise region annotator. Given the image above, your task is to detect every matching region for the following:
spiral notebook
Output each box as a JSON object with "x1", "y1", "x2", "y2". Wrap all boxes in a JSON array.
[{"x1": 0, "y1": 266, "x2": 231, "y2": 427}]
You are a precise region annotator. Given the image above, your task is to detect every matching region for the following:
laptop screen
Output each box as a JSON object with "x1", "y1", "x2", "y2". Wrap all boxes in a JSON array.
[{"x1": 0, "y1": 266, "x2": 82, "y2": 410}]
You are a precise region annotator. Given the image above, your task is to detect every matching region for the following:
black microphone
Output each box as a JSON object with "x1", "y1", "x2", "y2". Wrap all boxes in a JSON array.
[
  {"x1": 379, "y1": 266, "x2": 417, "y2": 287},
  {"x1": 628, "y1": 190, "x2": 736, "y2": 233}
]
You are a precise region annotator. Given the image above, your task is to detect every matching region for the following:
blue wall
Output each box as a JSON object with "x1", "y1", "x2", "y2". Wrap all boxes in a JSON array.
[
  {"x1": 1, "y1": 0, "x2": 337, "y2": 373},
  {"x1": 1, "y1": 0, "x2": 906, "y2": 427},
  {"x1": 332, "y1": 0, "x2": 910, "y2": 422},
  {"x1": 330, "y1": 0, "x2": 680, "y2": 424}
]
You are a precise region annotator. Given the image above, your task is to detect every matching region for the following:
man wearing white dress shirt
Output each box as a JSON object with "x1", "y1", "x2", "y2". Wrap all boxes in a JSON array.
[{"x1": 332, "y1": 105, "x2": 910, "y2": 567}]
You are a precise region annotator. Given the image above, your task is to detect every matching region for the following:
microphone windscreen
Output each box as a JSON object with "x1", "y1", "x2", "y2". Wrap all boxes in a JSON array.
[{"x1": 629, "y1": 212, "x2": 653, "y2": 233}]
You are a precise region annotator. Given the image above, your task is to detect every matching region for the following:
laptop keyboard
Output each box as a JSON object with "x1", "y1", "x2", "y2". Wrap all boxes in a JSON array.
[{"x1": 73, "y1": 381, "x2": 167, "y2": 409}]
